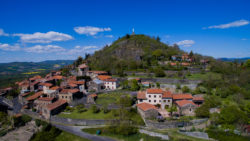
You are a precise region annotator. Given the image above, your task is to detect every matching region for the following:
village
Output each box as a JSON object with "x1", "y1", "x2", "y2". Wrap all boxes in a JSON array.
[{"x1": 0, "y1": 53, "x2": 207, "y2": 122}]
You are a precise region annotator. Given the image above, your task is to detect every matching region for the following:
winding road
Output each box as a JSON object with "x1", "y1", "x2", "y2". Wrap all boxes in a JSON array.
[{"x1": 53, "y1": 124, "x2": 116, "y2": 141}]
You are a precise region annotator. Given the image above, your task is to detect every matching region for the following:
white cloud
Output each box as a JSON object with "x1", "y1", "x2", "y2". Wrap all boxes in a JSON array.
[
  {"x1": 176, "y1": 40, "x2": 195, "y2": 47},
  {"x1": 74, "y1": 26, "x2": 111, "y2": 36},
  {"x1": 25, "y1": 45, "x2": 65, "y2": 53},
  {"x1": 204, "y1": 20, "x2": 249, "y2": 29},
  {"x1": 105, "y1": 35, "x2": 114, "y2": 38},
  {"x1": 0, "y1": 29, "x2": 9, "y2": 36},
  {"x1": 241, "y1": 38, "x2": 247, "y2": 41},
  {"x1": 0, "y1": 43, "x2": 20, "y2": 51},
  {"x1": 61, "y1": 45, "x2": 99, "y2": 55},
  {"x1": 14, "y1": 31, "x2": 73, "y2": 43}
]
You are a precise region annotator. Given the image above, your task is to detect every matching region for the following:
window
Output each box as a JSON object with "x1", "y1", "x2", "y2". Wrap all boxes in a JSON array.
[
  {"x1": 154, "y1": 95, "x2": 156, "y2": 98},
  {"x1": 149, "y1": 95, "x2": 151, "y2": 98},
  {"x1": 154, "y1": 100, "x2": 156, "y2": 103},
  {"x1": 65, "y1": 96, "x2": 67, "y2": 98},
  {"x1": 164, "y1": 100, "x2": 166, "y2": 102},
  {"x1": 159, "y1": 95, "x2": 161, "y2": 98},
  {"x1": 149, "y1": 100, "x2": 151, "y2": 102},
  {"x1": 190, "y1": 108, "x2": 192, "y2": 112},
  {"x1": 168, "y1": 100, "x2": 170, "y2": 102},
  {"x1": 140, "y1": 99, "x2": 143, "y2": 102},
  {"x1": 62, "y1": 96, "x2": 64, "y2": 98},
  {"x1": 159, "y1": 100, "x2": 161, "y2": 102}
]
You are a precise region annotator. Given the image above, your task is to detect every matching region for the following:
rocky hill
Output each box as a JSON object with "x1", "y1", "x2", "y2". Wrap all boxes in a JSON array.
[{"x1": 87, "y1": 34, "x2": 184, "y2": 73}]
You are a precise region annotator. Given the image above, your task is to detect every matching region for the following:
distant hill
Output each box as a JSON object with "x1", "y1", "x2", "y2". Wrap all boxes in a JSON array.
[
  {"x1": 87, "y1": 34, "x2": 184, "y2": 73},
  {"x1": 218, "y1": 57, "x2": 250, "y2": 62},
  {"x1": 0, "y1": 60, "x2": 73, "y2": 88}
]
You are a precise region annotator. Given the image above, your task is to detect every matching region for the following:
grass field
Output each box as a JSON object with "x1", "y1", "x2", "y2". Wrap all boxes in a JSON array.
[
  {"x1": 95, "y1": 92, "x2": 129, "y2": 106},
  {"x1": 55, "y1": 131, "x2": 90, "y2": 141},
  {"x1": 82, "y1": 128, "x2": 166, "y2": 141},
  {"x1": 151, "y1": 128, "x2": 209, "y2": 141},
  {"x1": 58, "y1": 109, "x2": 114, "y2": 119},
  {"x1": 185, "y1": 72, "x2": 221, "y2": 80}
]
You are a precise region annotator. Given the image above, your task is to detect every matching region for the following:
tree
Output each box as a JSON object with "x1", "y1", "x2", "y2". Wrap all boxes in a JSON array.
[
  {"x1": 152, "y1": 49, "x2": 163, "y2": 60},
  {"x1": 189, "y1": 51, "x2": 194, "y2": 58},
  {"x1": 156, "y1": 82, "x2": 160, "y2": 88},
  {"x1": 130, "y1": 79, "x2": 140, "y2": 91},
  {"x1": 156, "y1": 36, "x2": 161, "y2": 42},
  {"x1": 167, "y1": 105, "x2": 177, "y2": 117},
  {"x1": 154, "y1": 67, "x2": 165, "y2": 77},
  {"x1": 243, "y1": 59, "x2": 250, "y2": 69},
  {"x1": 195, "y1": 104, "x2": 210, "y2": 118},
  {"x1": 126, "y1": 34, "x2": 130, "y2": 39},
  {"x1": 219, "y1": 105, "x2": 247, "y2": 127},
  {"x1": 182, "y1": 86, "x2": 190, "y2": 93}
]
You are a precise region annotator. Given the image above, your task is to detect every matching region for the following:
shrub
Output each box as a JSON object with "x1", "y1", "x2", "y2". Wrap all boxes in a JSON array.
[
  {"x1": 103, "y1": 106, "x2": 110, "y2": 114},
  {"x1": 182, "y1": 86, "x2": 190, "y2": 93},
  {"x1": 154, "y1": 67, "x2": 166, "y2": 77},
  {"x1": 91, "y1": 105, "x2": 100, "y2": 113}
]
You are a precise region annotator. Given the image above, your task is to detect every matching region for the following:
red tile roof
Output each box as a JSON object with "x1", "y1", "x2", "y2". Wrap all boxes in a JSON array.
[
  {"x1": 68, "y1": 83, "x2": 78, "y2": 87},
  {"x1": 29, "y1": 75, "x2": 42, "y2": 81},
  {"x1": 193, "y1": 97, "x2": 204, "y2": 101},
  {"x1": 50, "y1": 86, "x2": 60, "y2": 90},
  {"x1": 146, "y1": 88, "x2": 163, "y2": 94},
  {"x1": 175, "y1": 100, "x2": 196, "y2": 107},
  {"x1": 78, "y1": 63, "x2": 88, "y2": 69},
  {"x1": 137, "y1": 91, "x2": 146, "y2": 99},
  {"x1": 68, "y1": 81, "x2": 85, "y2": 85},
  {"x1": 103, "y1": 79, "x2": 117, "y2": 82},
  {"x1": 26, "y1": 91, "x2": 43, "y2": 101},
  {"x1": 89, "y1": 93, "x2": 97, "y2": 98},
  {"x1": 181, "y1": 62, "x2": 190, "y2": 66},
  {"x1": 47, "y1": 99, "x2": 67, "y2": 111},
  {"x1": 97, "y1": 75, "x2": 112, "y2": 81},
  {"x1": 88, "y1": 71, "x2": 107, "y2": 74},
  {"x1": 38, "y1": 97, "x2": 54, "y2": 101},
  {"x1": 162, "y1": 91, "x2": 172, "y2": 98},
  {"x1": 137, "y1": 103, "x2": 157, "y2": 111},
  {"x1": 172, "y1": 94, "x2": 193, "y2": 100},
  {"x1": 52, "y1": 75, "x2": 63, "y2": 80},
  {"x1": 40, "y1": 83, "x2": 53, "y2": 87},
  {"x1": 60, "y1": 89, "x2": 79, "y2": 94}
]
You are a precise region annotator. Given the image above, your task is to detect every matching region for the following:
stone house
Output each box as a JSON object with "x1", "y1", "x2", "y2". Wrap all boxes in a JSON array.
[
  {"x1": 26, "y1": 91, "x2": 44, "y2": 108},
  {"x1": 175, "y1": 100, "x2": 197, "y2": 116},
  {"x1": 86, "y1": 71, "x2": 108, "y2": 79},
  {"x1": 34, "y1": 97, "x2": 55, "y2": 113},
  {"x1": 58, "y1": 89, "x2": 82, "y2": 103},
  {"x1": 42, "y1": 99, "x2": 67, "y2": 119},
  {"x1": 137, "y1": 103, "x2": 159, "y2": 119},
  {"x1": 77, "y1": 63, "x2": 89, "y2": 76}
]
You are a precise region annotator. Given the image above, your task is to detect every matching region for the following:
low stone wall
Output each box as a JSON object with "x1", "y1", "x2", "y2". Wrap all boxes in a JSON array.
[
  {"x1": 179, "y1": 131, "x2": 209, "y2": 140},
  {"x1": 145, "y1": 118, "x2": 208, "y2": 129},
  {"x1": 50, "y1": 116, "x2": 113, "y2": 126},
  {"x1": 21, "y1": 109, "x2": 42, "y2": 119}
]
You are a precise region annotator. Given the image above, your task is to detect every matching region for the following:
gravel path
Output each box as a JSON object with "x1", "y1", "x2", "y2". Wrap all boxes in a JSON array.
[{"x1": 53, "y1": 124, "x2": 116, "y2": 141}]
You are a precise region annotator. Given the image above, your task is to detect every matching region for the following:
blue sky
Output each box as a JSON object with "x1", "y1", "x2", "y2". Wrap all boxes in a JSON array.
[{"x1": 0, "y1": 0, "x2": 250, "y2": 63}]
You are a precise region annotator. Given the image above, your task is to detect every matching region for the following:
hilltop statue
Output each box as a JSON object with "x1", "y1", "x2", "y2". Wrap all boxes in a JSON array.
[{"x1": 132, "y1": 28, "x2": 135, "y2": 35}]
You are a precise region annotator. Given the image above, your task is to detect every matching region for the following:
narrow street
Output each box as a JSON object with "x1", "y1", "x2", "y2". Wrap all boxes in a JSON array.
[{"x1": 53, "y1": 124, "x2": 116, "y2": 141}]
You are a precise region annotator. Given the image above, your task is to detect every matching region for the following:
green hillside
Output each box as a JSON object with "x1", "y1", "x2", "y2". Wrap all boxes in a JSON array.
[
  {"x1": 88, "y1": 34, "x2": 185, "y2": 73},
  {"x1": 0, "y1": 60, "x2": 73, "y2": 88}
]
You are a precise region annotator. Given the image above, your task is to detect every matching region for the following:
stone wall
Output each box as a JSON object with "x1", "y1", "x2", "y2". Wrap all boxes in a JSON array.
[
  {"x1": 145, "y1": 118, "x2": 208, "y2": 129},
  {"x1": 50, "y1": 116, "x2": 113, "y2": 126}
]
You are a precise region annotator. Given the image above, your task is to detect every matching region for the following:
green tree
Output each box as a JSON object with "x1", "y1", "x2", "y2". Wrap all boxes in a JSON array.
[
  {"x1": 167, "y1": 105, "x2": 177, "y2": 117},
  {"x1": 130, "y1": 79, "x2": 140, "y2": 91},
  {"x1": 182, "y1": 86, "x2": 190, "y2": 93},
  {"x1": 154, "y1": 67, "x2": 165, "y2": 77}
]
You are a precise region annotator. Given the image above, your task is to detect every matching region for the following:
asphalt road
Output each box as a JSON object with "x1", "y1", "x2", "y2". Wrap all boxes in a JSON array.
[{"x1": 53, "y1": 124, "x2": 116, "y2": 141}]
